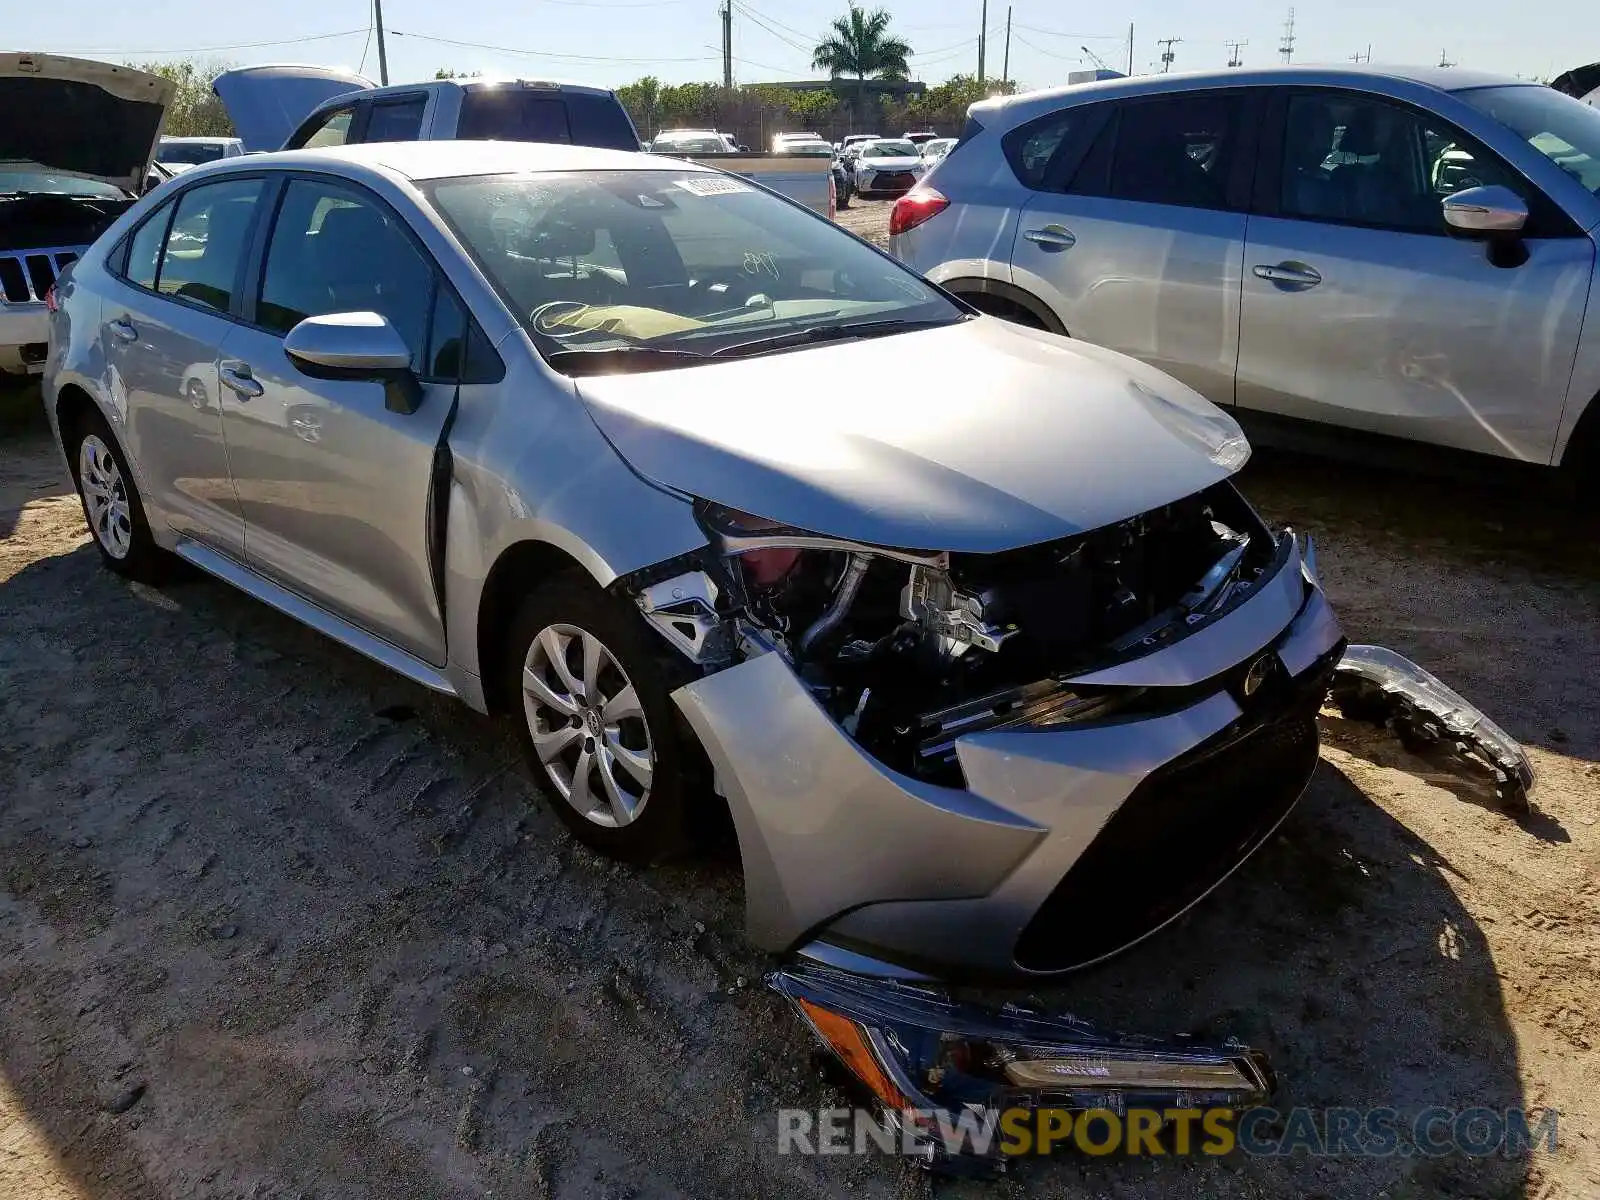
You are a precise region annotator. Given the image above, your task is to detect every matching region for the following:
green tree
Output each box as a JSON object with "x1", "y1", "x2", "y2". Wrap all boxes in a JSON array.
[
  {"x1": 810, "y1": 5, "x2": 912, "y2": 123},
  {"x1": 616, "y1": 75, "x2": 663, "y2": 138},
  {"x1": 132, "y1": 58, "x2": 236, "y2": 137}
]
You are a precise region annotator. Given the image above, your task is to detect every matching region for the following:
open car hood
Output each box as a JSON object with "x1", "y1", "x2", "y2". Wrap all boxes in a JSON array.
[
  {"x1": 576, "y1": 317, "x2": 1251, "y2": 553},
  {"x1": 0, "y1": 54, "x2": 174, "y2": 193},
  {"x1": 211, "y1": 64, "x2": 376, "y2": 152}
]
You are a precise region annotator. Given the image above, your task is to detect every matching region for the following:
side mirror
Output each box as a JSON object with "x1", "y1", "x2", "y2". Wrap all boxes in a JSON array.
[
  {"x1": 1442, "y1": 185, "x2": 1528, "y2": 236},
  {"x1": 284, "y1": 311, "x2": 423, "y2": 414}
]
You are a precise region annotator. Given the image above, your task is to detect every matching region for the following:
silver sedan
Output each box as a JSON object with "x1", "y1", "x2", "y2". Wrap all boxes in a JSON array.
[{"x1": 46, "y1": 140, "x2": 1346, "y2": 981}]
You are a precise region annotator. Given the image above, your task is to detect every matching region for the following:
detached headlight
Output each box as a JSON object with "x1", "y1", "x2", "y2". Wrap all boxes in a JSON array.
[{"x1": 770, "y1": 963, "x2": 1272, "y2": 1171}]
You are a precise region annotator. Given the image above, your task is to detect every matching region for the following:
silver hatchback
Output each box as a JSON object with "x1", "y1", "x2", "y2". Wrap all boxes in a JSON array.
[{"x1": 892, "y1": 65, "x2": 1600, "y2": 474}]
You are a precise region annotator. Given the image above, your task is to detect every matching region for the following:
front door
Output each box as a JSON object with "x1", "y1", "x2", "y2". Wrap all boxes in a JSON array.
[
  {"x1": 103, "y1": 177, "x2": 270, "y2": 555},
  {"x1": 1235, "y1": 88, "x2": 1594, "y2": 461},
  {"x1": 1008, "y1": 90, "x2": 1256, "y2": 408},
  {"x1": 217, "y1": 175, "x2": 456, "y2": 665}
]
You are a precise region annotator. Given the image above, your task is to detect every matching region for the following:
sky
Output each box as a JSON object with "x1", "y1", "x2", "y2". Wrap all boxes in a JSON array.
[{"x1": 15, "y1": 0, "x2": 1590, "y2": 93}]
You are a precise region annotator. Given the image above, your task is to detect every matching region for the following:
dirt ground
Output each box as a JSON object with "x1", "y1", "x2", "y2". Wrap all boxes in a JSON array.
[{"x1": 3, "y1": 243, "x2": 1600, "y2": 1200}]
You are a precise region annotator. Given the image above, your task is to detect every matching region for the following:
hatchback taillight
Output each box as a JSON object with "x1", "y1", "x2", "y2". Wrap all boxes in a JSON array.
[
  {"x1": 888, "y1": 188, "x2": 948, "y2": 237},
  {"x1": 43, "y1": 284, "x2": 58, "y2": 313}
]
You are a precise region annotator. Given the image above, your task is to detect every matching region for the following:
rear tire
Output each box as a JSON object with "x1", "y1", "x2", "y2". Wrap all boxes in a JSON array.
[
  {"x1": 504, "y1": 572, "x2": 711, "y2": 863},
  {"x1": 66, "y1": 409, "x2": 169, "y2": 583}
]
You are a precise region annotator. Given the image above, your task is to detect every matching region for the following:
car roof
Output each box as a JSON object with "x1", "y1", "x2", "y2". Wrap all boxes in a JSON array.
[
  {"x1": 984, "y1": 62, "x2": 1530, "y2": 118},
  {"x1": 197, "y1": 139, "x2": 712, "y2": 181}
]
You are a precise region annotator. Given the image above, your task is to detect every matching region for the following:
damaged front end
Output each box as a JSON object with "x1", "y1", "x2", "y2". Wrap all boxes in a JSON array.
[{"x1": 769, "y1": 962, "x2": 1272, "y2": 1175}]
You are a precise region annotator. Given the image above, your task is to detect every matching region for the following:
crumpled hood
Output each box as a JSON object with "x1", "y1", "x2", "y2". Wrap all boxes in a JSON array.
[
  {"x1": 0, "y1": 54, "x2": 174, "y2": 193},
  {"x1": 576, "y1": 317, "x2": 1250, "y2": 553}
]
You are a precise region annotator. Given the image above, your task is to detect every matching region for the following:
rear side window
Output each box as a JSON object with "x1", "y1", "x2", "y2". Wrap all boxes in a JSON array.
[
  {"x1": 156, "y1": 179, "x2": 266, "y2": 312},
  {"x1": 1002, "y1": 109, "x2": 1079, "y2": 188},
  {"x1": 292, "y1": 106, "x2": 357, "y2": 150},
  {"x1": 365, "y1": 98, "x2": 426, "y2": 142},
  {"x1": 1100, "y1": 94, "x2": 1242, "y2": 210},
  {"x1": 567, "y1": 93, "x2": 642, "y2": 151},
  {"x1": 122, "y1": 200, "x2": 174, "y2": 290}
]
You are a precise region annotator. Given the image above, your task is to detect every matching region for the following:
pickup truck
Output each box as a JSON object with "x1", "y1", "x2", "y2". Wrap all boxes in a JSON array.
[{"x1": 212, "y1": 66, "x2": 835, "y2": 217}]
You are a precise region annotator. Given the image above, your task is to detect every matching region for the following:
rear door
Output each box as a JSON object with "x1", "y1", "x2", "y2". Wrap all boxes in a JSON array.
[
  {"x1": 1009, "y1": 89, "x2": 1261, "y2": 407},
  {"x1": 99, "y1": 176, "x2": 271, "y2": 554},
  {"x1": 215, "y1": 173, "x2": 490, "y2": 665},
  {"x1": 1235, "y1": 87, "x2": 1594, "y2": 460}
]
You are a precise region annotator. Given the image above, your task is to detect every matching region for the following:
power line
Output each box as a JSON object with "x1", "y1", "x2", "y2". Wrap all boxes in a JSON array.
[
  {"x1": 389, "y1": 29, "x2": 715, "y2": 63},
  {"x1": 53, "y1": 28, "x2": 367, "y2": 56},
  {"x1": 1013, "y1": 23, "x2": 1123, "y2": 40}
]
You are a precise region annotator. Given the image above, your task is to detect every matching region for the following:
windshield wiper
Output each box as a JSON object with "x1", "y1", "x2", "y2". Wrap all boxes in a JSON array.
[
  {"x1": 544, "y1": 345, "x2": 711, "y2": 376},
  {"x1": 709, "y1": 316, "x2": 966, "y2": 358}
]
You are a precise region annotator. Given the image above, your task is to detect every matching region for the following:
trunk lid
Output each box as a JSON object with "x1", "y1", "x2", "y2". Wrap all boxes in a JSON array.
[
  {"x1": 0, "y1": 54, "x2": 174, "y2": 194},
  {"x1": 211, "y1": 64, "x2": 376, "y2": 152}
]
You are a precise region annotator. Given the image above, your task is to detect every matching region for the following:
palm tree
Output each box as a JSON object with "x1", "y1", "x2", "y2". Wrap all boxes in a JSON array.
[{"x1": 811, "y1": 5, "x2": 913, "y2": 124}]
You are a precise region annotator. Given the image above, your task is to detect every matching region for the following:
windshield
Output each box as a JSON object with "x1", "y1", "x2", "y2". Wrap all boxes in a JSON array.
[
  {"x1": 159, "y1": 142, "x2": 228, "y2": 165},
  {"x1": 0, "y1": 167, "x2": 127, "y2": 198},
  {"x1": 863, "y1": 141, "x2": 917, "y2": 159},
  {"x1": 426, "y1": 170, "x2": 962, "y2": 371},
  {"x1": 652, "y1": 136, "x2": 729, "y2": 154},
  {"x1": 1457, "y1": 84, "x2": 1600, "y2": 197}
]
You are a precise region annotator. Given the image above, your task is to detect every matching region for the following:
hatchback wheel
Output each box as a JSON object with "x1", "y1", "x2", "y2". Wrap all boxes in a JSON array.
[
  {"x1": 70, "y1": 413, "x2": 166, "y2": 582},
  {"x1": 505, "y1": 574, "x2": 709, "y2": 862}
]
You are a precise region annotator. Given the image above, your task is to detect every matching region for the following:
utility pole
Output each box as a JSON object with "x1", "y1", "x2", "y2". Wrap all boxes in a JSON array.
[
  {"x1": 1438, "y1": 48, "x2": 1456, "y2": 68},
  {"x1": 1226, "y1": 38, "x2": 1247, "y2": 67},
  {"x1": 1349, "y1": 44, "x2": 1371, "y2": 63},
  {"x1": 720, "y1": 0, "x2": 732, "y2": 90},
  {"x1": 373, "y1": 0, "x2": 390, "y2": 85},
  {"x1": 1127, "y1": 22, "x2": 1134, "y2": 74},
  {"x1": 977, "y1": 0, "x2": 987, "y2": 85},
  {"x1": 1157, "y1": 36, "x2": 1181, "y2": 72},
  {"x1": 1001, "y1": 7, "x2": 1011, "y2": 88},
  {"x1": 1278, "y1": 7, "x2": 1296, "y2": 63}
]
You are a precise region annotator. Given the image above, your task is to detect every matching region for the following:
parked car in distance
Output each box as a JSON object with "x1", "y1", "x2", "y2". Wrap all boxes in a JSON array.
[
  {"x1": 891, "y1": 65, "x2": 1600, "y2": 475},
  {"x1": 214, "y1": 67, "x2": 833, "y2": 216},
  {"x1": 903, "y1": 130, "x2": 939, "y2": 146},
  {"x1": 838, "y1": 133, "x2": 880, "y2": 154},
  {"x1": 649, "y1": 129, "x2": 738, "y2": 154},
  {"x1": 0, "y1": 53, "x2": 173, "y2": 382},
  {"x1": 920, "y1": 136, "x2": 956, "y2": 165},
  {"x1": 852, "y1": 138, "x2": 927, "y2": 197},
  {"x1": 157, "y1": 135, "x2": 246, "y2": 172},
  {"x1": 45, "y1": 139, "x2": 1345, "y2": 982},
  {"x1": 772, "y1": 130, "x2": 823, "y2": 152}
]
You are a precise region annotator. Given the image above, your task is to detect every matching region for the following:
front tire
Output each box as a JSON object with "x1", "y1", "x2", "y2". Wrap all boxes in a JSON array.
[
  {"x1": 504, "y1": 573, "x2": 710, "y2": 863},
  {"x1": 68, "y1": 410, "x2": 167, "y2": 582}
]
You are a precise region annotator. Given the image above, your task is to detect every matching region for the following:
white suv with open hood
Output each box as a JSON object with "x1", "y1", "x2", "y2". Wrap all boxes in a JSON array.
[{"x1": 0, "y1": 53, "x2": 172, "y2": 381}]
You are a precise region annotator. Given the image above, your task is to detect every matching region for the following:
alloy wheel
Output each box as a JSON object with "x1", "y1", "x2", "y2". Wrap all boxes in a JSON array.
[
  {"x1": 78, "y1": 434, "x2": 133, "y2": 560},
  {"x1": 521, "y1": 622, "x2": 654, "y2": 828}
]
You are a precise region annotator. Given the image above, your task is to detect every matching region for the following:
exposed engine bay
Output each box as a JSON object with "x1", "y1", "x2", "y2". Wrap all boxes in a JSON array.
[
  {"x1": 628, "y1": 481, "x2": 1281, "y2": 783},
  {"x1": 0, "y1": 191, "x2": 133, "y2": 254}
]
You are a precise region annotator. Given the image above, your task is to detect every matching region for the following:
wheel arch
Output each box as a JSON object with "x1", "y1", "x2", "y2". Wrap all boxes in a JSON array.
[
  {"x1": 53, "y1": 382, "x2": 101, "y2": 451},
  {"x1": 1559, "y1": 385, "x2": 1600, "y2": 476},
  {"x1": 476, "y1": 538, "x2": 601, "y2": 715},
  {"x1": 938, "y1": 277, "x2": 1067, "y2": 335}
]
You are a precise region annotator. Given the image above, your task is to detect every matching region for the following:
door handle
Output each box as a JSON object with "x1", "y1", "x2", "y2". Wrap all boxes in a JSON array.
[
  {"x1": 1023, "y1": 225, "x2": 1077, "y2": 251},
  {"x1": 219, "y1": 361, "x2": 264, "y2": 400},
  {"x1": 108, "y1": 318, "x2": 138, "y2": 343},
  {"x1": 1252, "y1": 262, "x2": 1323, "y2": 288}
]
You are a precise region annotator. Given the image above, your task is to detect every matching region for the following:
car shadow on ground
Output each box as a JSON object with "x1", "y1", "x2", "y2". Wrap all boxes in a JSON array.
[{"x1": 0, "y1": 526, "x2": 1544, "y2": 1197}]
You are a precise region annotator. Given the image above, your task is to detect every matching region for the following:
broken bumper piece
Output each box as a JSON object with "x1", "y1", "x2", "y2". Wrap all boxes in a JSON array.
[
  {"x1": 768, "y1": 962, "x2": 1272, "y2": 1175},
  {"x1": 1330, "y1": 644, "x2": 1535, "y2": 810}
]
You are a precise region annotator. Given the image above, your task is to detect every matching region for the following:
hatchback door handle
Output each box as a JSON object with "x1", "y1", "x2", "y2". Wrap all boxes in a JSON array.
[
  {"x1": 1253, "y1": 262, "x2": 1322, "y2": 288},
  {"x1": 108, "y1": 318, "x2": 138, "y2": 343},
  {"x1": 1023, "y1": 225, "x2": 1077, "y2": 250},
  {"x1": 219, "y1": 361, "x2": 264, "y2": 400}
]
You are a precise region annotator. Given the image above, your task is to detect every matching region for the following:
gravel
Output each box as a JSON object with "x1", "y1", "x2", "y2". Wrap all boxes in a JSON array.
[{"x1": 3, "y1": 349, "x2": 1599, "y2": 1198}]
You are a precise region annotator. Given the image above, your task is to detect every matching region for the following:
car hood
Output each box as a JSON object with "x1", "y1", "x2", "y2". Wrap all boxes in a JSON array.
[
  {"x1": 0, "y1": 54, "x2": 174, "y2": 193},
  {"x1": 212, "y1": 64, "x2": 376, "y2": 151},
  {"x1": 860, "y1": 156, "x2": 923, "y2": 170},
  {"x1": 575, "y1": 317, "x2": 1250, "y2": 553}
]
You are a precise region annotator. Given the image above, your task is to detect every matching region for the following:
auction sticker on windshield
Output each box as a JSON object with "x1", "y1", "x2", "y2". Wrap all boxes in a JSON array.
[{"x1": 676, "y1": 176, "x2": 754, "y2": 196}]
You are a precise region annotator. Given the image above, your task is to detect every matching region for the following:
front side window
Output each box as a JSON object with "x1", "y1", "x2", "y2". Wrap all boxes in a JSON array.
[
  {"x1": 1457, "y1": 84, "x2": 1600, "y2": 197},
  {"x1": 425, "y1": 169, "x2": 963, "y2": 373},
  {"x1": 156, "y1": 178, "x2": 266, "y2": 312},
  {"x1": 365, "y1": 98, "x2": 426, "y2": 143},
  {"x1": 1280, "y1": 92, "x2": 1527, "y2": 233},
  {"x1": 257, "y1": 178, "x2": 433, "y2": 364},
  {"x1": 296, "y1": 107, "x2": 357, "y2": 149},
  {"x1": 1105, "y1": 94, "x2": 1241, "y2": 209}
]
